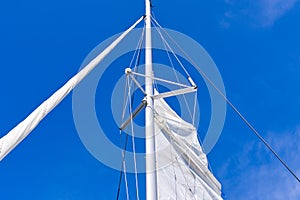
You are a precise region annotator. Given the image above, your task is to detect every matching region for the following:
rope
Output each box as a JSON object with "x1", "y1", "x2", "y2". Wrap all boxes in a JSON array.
[
  {"x1": 116, "y1": 131, "x2": 129, "y2": 200},
  {"x1": 151, "y1": 17, "x2": 190, "y2": 78},
  {"x1": 127, "y1": 78, "x2": 140, "y2": 200},
  {"x1": 186, "y1": 148, "x2": 197, "y2": 200},
  {"x1": 176, "y1": 155, "x2": 197, "y2": 200},
  {"x1": 123, "y1": 27, "x2": 146, "y2": 116},
  {"x1": 129, "y1": 26, "x2": 145, "y2": 71},
  {"x1": 133, "y1": 25, "x2": 145, "y2": 72},
  {"x1": 116, "y1": 75, "x2": 130, "y2": 200},
  {"x1": 123, "y1": 157, "x2": 130, "y2": 200},
  {"x1": 116, "y1": 25, "x2": 145, "y2": 200},
  {"x1": 121, "y1": 75, "x2": 129, "y2": 121},
  {"x1": 151, "y1": 20, "x2": 195, "y2": 122},
  {"x1": 169, "y1": 130, "x2": 178, "y2": 200},
  {"x1": 126, "y1": 28, "x2": 144, "y2": 200},
  {"x1": 152, "y1": 16, "x2": 300, "y2": 184},
  {"x1": 130, "y1": 26, "x2": 145, "y2": 105}
]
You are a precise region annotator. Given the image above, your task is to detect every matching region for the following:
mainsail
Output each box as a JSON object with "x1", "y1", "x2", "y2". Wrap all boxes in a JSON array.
[{"x1": 154, "y1": 94, "x2": 222, "y2": 199}]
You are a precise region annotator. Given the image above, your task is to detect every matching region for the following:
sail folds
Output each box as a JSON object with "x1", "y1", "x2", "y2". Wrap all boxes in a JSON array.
[
  {"x1": 0, "y1": 16, "x2": 144, "y2": 161},
  {"x1": 154, "y1": 97, "x2": 222, "y2": 200}
]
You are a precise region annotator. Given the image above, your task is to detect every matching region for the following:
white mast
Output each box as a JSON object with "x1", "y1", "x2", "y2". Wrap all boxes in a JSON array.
[{"x1": 145, "y1": 0, "x2": 158, "y2": 199}]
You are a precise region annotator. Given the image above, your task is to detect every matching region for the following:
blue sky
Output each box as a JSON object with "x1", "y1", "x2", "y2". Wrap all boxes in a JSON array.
[{"x1": 1, "y1": 0, "x2": 300, "y2": 199}]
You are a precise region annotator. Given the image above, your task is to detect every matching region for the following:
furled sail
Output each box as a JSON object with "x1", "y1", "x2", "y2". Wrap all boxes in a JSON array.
[
  {"x1": 154, "y1": 96, "x2": 222, "y2": 200},
  {"x1": 0, "y1": 16, "x2": 144, "y2": 161}
]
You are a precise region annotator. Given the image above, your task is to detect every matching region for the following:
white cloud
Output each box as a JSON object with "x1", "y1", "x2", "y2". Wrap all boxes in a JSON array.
[
  {"x1": 221, "y1": 0, "x2": 298, "y2": 27},
  {"x1": 219, "y1": 127, "x2": 300, "y2": 199},
  {"x1": 259, "y1": 0, "x2": 298, "y2": 26}
]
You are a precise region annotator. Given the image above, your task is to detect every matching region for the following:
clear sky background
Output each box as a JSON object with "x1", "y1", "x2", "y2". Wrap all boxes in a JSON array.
[{"x1": 1, "y1": 0, "x2": 300, "y2": 199}]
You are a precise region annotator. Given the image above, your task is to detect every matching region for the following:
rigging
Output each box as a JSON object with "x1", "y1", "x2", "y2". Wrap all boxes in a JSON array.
[{"x1": 151, "y1": 15, "x2": 300, "y2": 183}]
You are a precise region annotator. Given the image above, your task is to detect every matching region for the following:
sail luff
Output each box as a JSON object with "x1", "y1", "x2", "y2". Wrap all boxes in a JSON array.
[{"x1": 0, "y1": 16, "x2": 144, "y2": 161}]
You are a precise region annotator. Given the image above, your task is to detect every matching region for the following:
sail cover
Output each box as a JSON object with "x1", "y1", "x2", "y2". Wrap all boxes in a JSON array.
[{"x1": 154, "y1": 97, "x2": 222, "y2": 200}]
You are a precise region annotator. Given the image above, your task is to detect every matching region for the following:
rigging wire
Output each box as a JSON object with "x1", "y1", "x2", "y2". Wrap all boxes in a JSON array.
[
  {"x1": 116, "y1": 75, "x2": 130, "y2": 200},
  {"x1": 128, "y1": 77, "x2": 141, "y2": 200},
  {"x1": 122, "y1": 26, "x2": 146, "y2": 118},
  {"x1": 151, "y1": 19, "x2": 190, "y2": 78},
  {"x1": 176, "y1": 155, "x2": 197, "y2": 200},
  {"x1": 115, "y1": 139, "x2": 127, "y2": 200},
  {"x1": 128, "y1": 32, "x2": 144, "y2": 200},
  {"x1": 116, "y1": 28, "x2": 145, "y2": 200},
  {"x1": 116, "y1": 130, "x2": 130, "y2": 200},
  {"x1": 169, "y1": 136, "x2": 179, "y2": 200},
  {"x1": 130, "y1": 25, "x2": 145, "y2": 105},
  {"x1": 116, "y1": 74, "x2": 130, "y2": 200},
  {"x1": 151, "y1": 16, "x2": 300, "y2": 183},
  {"x1": 151, "y1": 19, "x2": 195, "y2": 122},
  {"x1": 123, "y1": 156, "x2": 130, "y2": 200},
  {"x1": 152, "y1": 18, "x2": 213, "y2": 173},
  {"x1": 186, "y1": 151, "x2": 197, "y2": 200}
]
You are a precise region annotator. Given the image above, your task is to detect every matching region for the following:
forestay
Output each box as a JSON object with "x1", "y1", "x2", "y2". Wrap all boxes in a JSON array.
[{"x1": 154, "y1": 96, "x2": 222, "y2": 200}]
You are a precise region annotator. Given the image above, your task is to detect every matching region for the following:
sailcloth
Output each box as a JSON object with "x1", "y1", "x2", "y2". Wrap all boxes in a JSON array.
[
  {"x1": 0, "y1": 16, "x2": 144, "y2": 161},
  {"x1": 154, "y1": 96, "x2": 222, "y2": 200}
]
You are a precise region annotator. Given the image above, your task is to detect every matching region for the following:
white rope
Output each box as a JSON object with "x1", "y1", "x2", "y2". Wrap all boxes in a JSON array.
[
  {"x1": 151, "y1": 19, "x2": 195, "y2": 122},
  {"x1": 122, "y1": 27, "x2": 146, "y2": 120},
  {"x1": 151, "y1": 17, "x2": 190, "y2": 78},
  {"x1": 176, "y1": 155, "x2": 197, "y2": 200},
  {"x1": 187, "y1": 150, "x2": 197, "y2": 200},
  {"x1": 127, "y1": 78, "x2": 140, "y2": 200},
  {"x1": 117, "y1": 23, "x2": 145, "y2": 200},
  {"x1": 130, "y1": 25, "x2": 145, "y2": 71},
  {"x1": 118, "y1": 74, "x2": 130, "y2": 200},
  {"x1": 133, "y1": 25, "x2": 145, "y2": 72},
  {"x1": 122, "y1": 153, "x2": 130, "y2": 200},
  {"x1": 169, "y1": 131, "x2": 179, "y2": 200},
  {"x1": 121, "y1": 75, "x2": 129, "y2": 121},
  {"x1": 129, "y1": 74, "x2": 146, "y2": 95}
]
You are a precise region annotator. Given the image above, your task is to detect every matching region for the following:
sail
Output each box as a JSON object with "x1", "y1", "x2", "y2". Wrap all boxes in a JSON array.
[
  {"x1": 154, "y1": 96, "x2": 222, "y2": 200},
  {"x1": 0, "y1": 16, "x2": 144, "y2": 161}
]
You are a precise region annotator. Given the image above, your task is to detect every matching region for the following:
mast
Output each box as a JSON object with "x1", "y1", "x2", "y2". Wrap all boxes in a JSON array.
[{"x1": 145, "y1": 0, "x2": 157, "y2": 199}]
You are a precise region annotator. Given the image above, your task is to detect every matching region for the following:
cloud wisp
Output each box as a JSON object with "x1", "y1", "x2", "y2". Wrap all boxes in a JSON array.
[
  {"x1": 221, "y1": 0, "x2": 298, "y2": 28},
  {"x1": 219, "y1": 127, "x2": 300, "y2": 199},
  {"x1": 260, "y1": 0, "x2": 298, "y2": 26}
]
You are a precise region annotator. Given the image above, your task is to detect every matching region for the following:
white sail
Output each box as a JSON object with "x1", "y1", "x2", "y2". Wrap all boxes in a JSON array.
[
  {"x1": 154, "y1": 96, "x2": 222, "y2": 200},
  {"x1": 0, "y1": 16, "x2": 144, "y2": 161}
]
